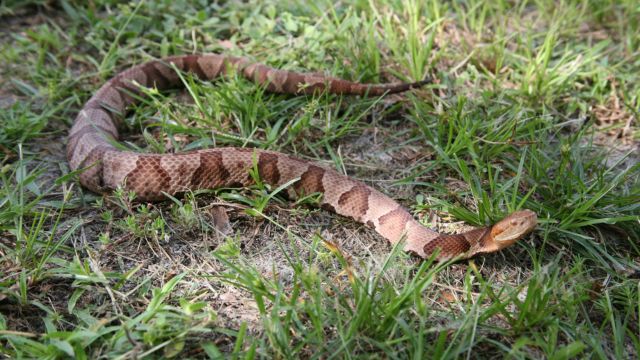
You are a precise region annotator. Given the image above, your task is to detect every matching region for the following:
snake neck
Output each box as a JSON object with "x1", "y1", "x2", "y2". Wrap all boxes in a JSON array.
[{"x1": 415, "y1": 227, "x2": 490, "y2": 261}]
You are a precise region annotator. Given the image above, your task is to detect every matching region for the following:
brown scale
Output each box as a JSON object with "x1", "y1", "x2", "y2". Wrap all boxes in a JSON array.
[
  {"x1": 423, "y1": 234, "x2": 472, "y2": 258},
  {"x1": 125, "y1": 156, "x2": 171, "y2": 200},
  {"x1": 337, "y1": 185, "x2": 371, "y2": 220},
  {"x1": 293, "y1": 165, "x2": 325, "y2": 196},
  {"x1": 191, "y1": 151, "x2": 230, "y2": 189},
  {"x1": 377, "y1": 207, "x2": 413, "y2": 241},
  {"x1": 257, "y1": 152, "x2": 281, "y2": 185}
]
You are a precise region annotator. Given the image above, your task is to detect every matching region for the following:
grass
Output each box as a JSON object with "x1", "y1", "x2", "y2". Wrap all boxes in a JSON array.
[{"x1": 1, "y1": 0, "x2": 639, "y2": 358}]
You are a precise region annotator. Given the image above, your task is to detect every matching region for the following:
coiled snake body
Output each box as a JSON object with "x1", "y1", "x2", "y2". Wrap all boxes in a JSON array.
[{"x1": 68, "y1": 54, "x2": 536, "y2": 260}]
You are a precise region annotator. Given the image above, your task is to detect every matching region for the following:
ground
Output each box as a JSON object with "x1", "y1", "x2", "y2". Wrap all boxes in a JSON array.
[{"x1": 0, "y1": 0, "x2": 639, "y2": 359}]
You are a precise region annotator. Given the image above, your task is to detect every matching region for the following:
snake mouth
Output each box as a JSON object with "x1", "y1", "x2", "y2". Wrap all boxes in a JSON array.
[{"x1": 490, "y1": 210, "x2": 538, "y2": 247}]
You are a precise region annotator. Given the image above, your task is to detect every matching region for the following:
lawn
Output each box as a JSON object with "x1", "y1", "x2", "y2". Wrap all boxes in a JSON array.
[{"x1": 1, "y1": 0, "x2": 639, "y2": 358}]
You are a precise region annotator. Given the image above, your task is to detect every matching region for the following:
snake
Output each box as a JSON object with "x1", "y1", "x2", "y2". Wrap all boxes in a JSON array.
[{"x1": 67, "y1": 54, "x2": 537, "y2": 261}]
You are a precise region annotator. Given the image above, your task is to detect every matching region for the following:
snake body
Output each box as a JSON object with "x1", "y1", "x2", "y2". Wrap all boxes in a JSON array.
[{"x1": 68, "y1": 54, "x2": 537, "y2": 260}]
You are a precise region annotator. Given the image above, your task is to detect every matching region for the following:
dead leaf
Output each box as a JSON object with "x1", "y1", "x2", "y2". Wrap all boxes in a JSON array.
[
  {"x1": 209, "y1": 206, "x2": 232, "y2": 236},
  {"x1": 439, "y1": 290, "x2": 457, "y2": 303}
]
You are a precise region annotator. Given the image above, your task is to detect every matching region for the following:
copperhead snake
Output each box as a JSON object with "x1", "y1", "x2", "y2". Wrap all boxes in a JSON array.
[{"x1": 67, "y1": 54, "x2": 537, "y2": 261}]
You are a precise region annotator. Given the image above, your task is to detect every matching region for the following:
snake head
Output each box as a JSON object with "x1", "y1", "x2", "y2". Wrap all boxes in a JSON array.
[{"x1": 489, "y1": 210, "x2": 537, "y2": 249}]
